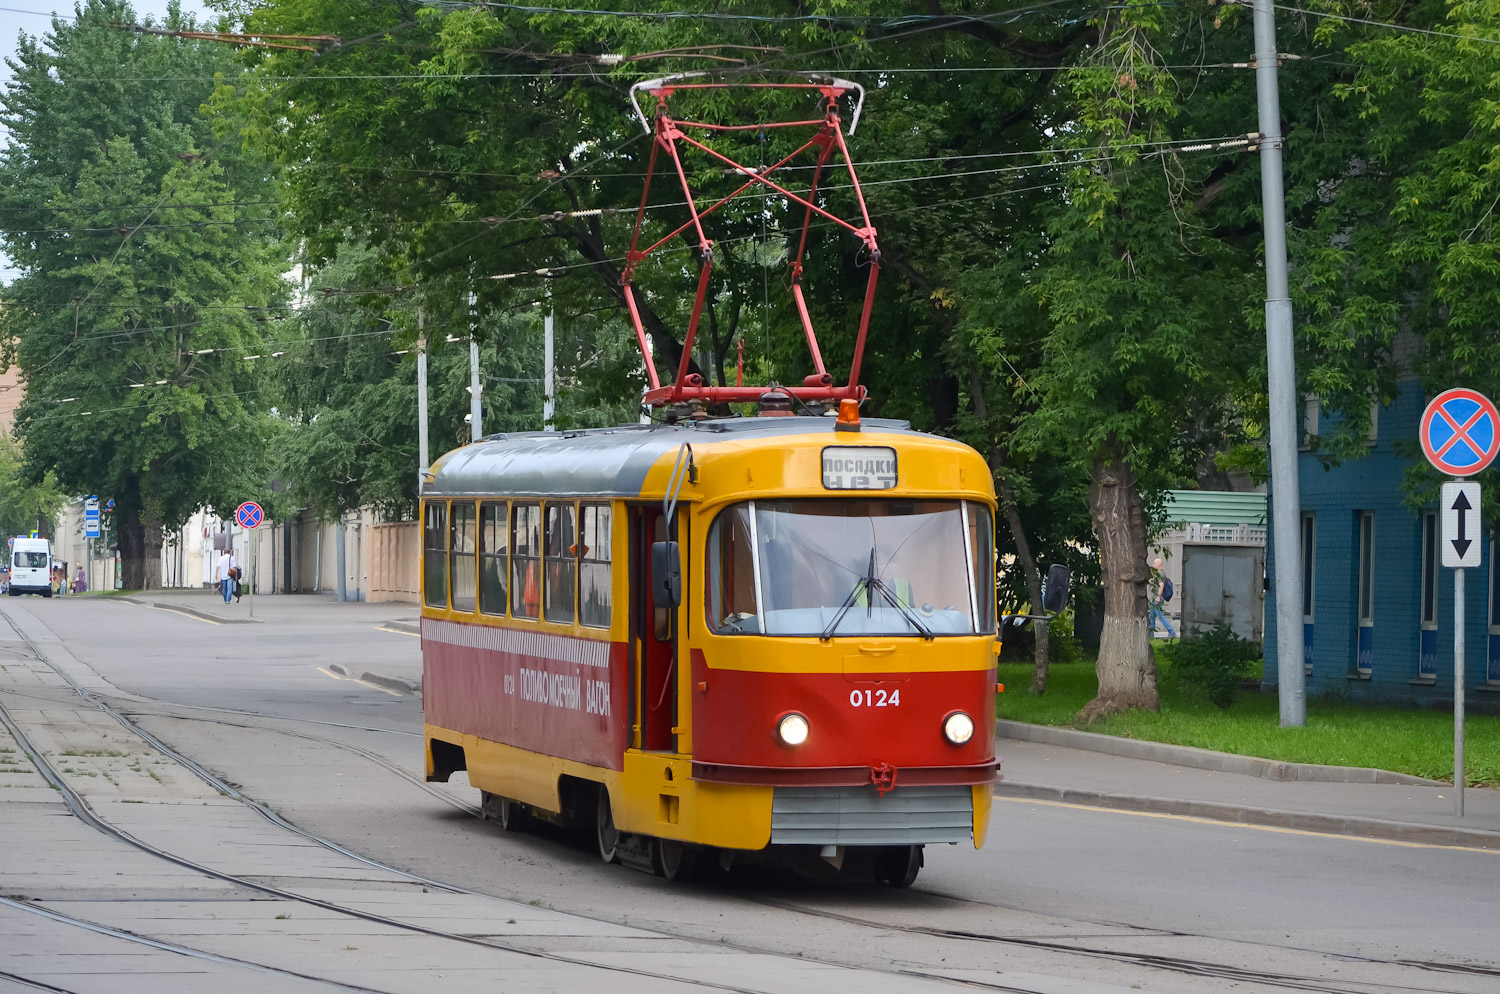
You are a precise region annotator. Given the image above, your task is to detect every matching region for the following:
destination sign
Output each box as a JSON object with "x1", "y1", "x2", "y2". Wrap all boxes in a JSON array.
[{"x1": 821, "y1": 446, "x2": 897, "y2": 490}]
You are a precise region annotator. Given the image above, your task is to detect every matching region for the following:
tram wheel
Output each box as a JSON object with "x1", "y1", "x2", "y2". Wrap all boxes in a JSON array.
[
  {"x1": 877, "y1": 845, "x2": 923, "y2": 888},
  {"x1": 595, "y1": 787, "x2": 620, "y2": 864},
  {"x1": 496, "y1": 797, "x2": 525, "y2": 832},
  {"x1": 654, "y1": 839, "x2": 698, "y2": 882}
]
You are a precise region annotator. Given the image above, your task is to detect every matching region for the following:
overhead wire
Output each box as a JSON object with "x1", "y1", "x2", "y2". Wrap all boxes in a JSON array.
[{"x1": 16, "y1": 141, "x2": 1252, "y2": 421}]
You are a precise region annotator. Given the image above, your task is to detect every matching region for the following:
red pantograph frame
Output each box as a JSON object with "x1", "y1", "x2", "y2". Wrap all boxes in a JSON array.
[{"x1": 622, "y1": 75, "x2": 879, "y2": 407}]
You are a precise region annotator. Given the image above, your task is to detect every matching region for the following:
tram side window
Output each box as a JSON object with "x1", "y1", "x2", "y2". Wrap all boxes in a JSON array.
[
  {"x1": 544, "y1": 503, "x2": 577, "y2": 624},
  {"x1": 449, "y1": 501, "x2": 477, "y2": 613},
  {"x1": 479, "y1": 501, "x2": 508, "y2": 616},
  {"x1": 706, "y1": 504, "x2": 759, "y2": 634},
  {"x1": 578, "y1": 504, "x2": 612, "y2": 628},
  {"x1": 966, "y1": 502, "x2": 996, "y2": 633},
  {"x1": 511, "y1": 503, "x2": 540, "y2": 619},
  {"x1": 423, "y1": 501, "x2": 448, "y2": 609}
]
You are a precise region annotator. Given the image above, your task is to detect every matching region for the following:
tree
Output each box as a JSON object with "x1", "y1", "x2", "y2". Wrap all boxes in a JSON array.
[
  {"x1": 0, "y1": 1, "x2": 285, "y2": 587},
  {"x1": 0, "y1": 436, "x2": 65, "y2": 539},
  {"x1": 961, "y1": 4, "x2": 1264, "y2": 718}
]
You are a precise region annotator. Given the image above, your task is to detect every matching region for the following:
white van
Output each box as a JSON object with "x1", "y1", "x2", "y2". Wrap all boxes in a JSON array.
[{"x1": 10, "y1": 537, "x2": 53, "y2": 597}]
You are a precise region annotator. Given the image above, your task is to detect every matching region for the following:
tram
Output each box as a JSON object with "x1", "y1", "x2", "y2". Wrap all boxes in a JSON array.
[
  {"x1": 422, "y1": 74, "x2": 1055, "y2": 885},
  {"x1": 422, "y1": 406, "x2": 1002, "y2": 885}
]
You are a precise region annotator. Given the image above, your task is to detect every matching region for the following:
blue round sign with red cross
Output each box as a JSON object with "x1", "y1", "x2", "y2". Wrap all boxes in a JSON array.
[
  {"x1": 235, "y1": 501, "x2": 264, "y2": 530},
  {"x1": 1421, "y1": 388, "x2": 1500, "y2": 477}
]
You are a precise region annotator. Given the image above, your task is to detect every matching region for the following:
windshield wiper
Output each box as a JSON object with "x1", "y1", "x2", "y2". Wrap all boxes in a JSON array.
[{"x1": 820, "y1": 549, "x2": 934, "y2": 641}]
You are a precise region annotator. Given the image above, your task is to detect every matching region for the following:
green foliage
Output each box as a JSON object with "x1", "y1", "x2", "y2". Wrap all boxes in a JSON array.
[
  {"x1": 1157, "y1": 623, "x2": 1263, "y2": 709},
  {"x1": 0, "y1": 1, "x2": 284, "y2": 583},
  {"x1": 0, "y1": 437, "x2": 65, "y2": 538}
]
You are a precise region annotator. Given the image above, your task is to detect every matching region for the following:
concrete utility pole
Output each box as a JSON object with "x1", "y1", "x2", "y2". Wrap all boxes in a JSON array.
[
  {"x1": 543, "y1": 307, "x2": 556, "y2": 431},
  {"x1": 1254, "y1": 0, "x2": 1306, "y2": 727},
  {"x1": 417, "y1": 312, "x2": 430, "y2": 491},
  {"x1": 469, "y1": 289, "x2": 483, "y2": 442}
]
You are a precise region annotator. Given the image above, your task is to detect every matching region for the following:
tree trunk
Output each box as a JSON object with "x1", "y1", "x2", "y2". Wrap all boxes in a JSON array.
[
  {"x1": 993, "y1": 456, "x2": 1049, "y2": 690},
  {"x1": 117, "y1": 506, "x2": 146, "y2": 591},
  {"x1": 1077, "y1": 440, "x2": 1159, "y2": 722},
  {"x1": 966, "y1": 373, "x2": 1050, "y2": 687},
  {"x1": 142, "y1": 514, "x2": 164, "y2": 591}
]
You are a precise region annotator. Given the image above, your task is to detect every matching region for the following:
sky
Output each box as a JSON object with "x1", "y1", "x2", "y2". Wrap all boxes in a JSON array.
[{"x1": 0, "y1": 1, "x2": 215, "y2": 282}]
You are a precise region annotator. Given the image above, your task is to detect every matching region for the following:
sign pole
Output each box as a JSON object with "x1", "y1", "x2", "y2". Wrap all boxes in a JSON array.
[
  {"x1": 1454, "y1": 561, "x2": 1465, "y2": 816},
  {"x1": 249, "y1": 533, "x2": 256, "y2": 620}
]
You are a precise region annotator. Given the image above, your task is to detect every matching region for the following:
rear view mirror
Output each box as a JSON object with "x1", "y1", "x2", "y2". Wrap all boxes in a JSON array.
[
  {"x1": 1042, "y1": 564, "x2": 1071, "y2": 614},
  {"x1": 651, "y1": 541, "x2": 682, "y2": 610}
]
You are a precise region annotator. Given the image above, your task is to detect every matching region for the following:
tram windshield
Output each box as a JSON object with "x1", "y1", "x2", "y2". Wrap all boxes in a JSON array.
[{"x1": 706, "y1": 499, "x2": 993, "y2": 637}]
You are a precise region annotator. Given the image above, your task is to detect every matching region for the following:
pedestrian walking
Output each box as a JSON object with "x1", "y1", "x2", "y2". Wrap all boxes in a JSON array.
[
  {"x1": 1148, "y1": 556, "x2": 1177, "y2": 638},
  {"x1": 215, "y1": 549, "x2": 237, "y2": 604},
  {"x1": 72, "y1": 567, "x2": 87, "y2": 594}
]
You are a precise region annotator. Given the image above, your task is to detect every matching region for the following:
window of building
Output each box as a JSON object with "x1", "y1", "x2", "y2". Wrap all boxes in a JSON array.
[
  {"x1": 544, "y1": 503, "x2": 576, "y2": 625},
  {"x1": 1356, "y1": 511, "x2": 1375, "y2": 674},
  {"x1": 1420, "y1": 512, "x2": 1438, "y2": 630},
  {"x1": 1300, "y1": 512, "x2": 1316, "y2": 622},
  {"x1": 511, "y1": 503, "x2": 540, "y2": 619},
  {"x1": 479, "y1": 501, "x2": 508, "y2": 616},
  {"x1": 1489, "y1": 539, "x2": 1500, "y2": 685},
  {"x1": 578, "y1": 504, "x2": 612, "y2": 629},
  {"x1": 449, "y1": 501, "x2": 477, "y2": 613},
  {"x1": 1368, "y1": 398, "x2": 1380, "y2": 445},
  {"x1": 423, "y1": 501, "x2": 448, "y2": 609}
]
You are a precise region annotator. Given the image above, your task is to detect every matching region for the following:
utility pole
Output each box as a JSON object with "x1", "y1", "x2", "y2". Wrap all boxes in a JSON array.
[
  {"x1": 469, "y1": 288, "x2": 483, "y2": 442},
  {"x1": 543, "y1": 306, "x2": 556, "y2": 431},
  {"x1": 1254, "y1": 0, "x2": 1306, "y2": 726},
  {"x1": 416, "y1": 312, "x2": 430, "y2": 492}
]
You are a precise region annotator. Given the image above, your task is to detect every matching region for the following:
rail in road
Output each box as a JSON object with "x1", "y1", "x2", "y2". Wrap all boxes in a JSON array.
[{"x1": 1, "y1": 601, "x2": 1496, "y2": 994}]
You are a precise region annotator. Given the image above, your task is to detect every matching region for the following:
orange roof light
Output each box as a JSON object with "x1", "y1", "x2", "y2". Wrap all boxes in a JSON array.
[{"x1": 835, "y1": 398, "x2": 861, "y2": 431}]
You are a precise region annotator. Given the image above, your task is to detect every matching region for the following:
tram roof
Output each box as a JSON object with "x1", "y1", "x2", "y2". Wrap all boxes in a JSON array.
[{"x1": 425, "y1": 415, "x2": 972, "y2": 498}]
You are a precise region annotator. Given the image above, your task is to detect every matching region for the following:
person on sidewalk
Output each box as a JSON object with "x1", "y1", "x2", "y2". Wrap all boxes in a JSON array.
[
  {"x1": 1148, "y1": 556, "x2": 1177, "y2": 638},
  {"x1": 72, "y1": 566, "x2": 87, "y2": 594},
  {"x1": 215, "y1": 550, "x2": 237, "y2": 604}
]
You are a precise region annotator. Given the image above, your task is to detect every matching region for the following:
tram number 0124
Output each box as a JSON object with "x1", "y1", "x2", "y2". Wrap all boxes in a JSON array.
[{"x1": 849, "y1": 688, "x2": 900, "y2": 707}]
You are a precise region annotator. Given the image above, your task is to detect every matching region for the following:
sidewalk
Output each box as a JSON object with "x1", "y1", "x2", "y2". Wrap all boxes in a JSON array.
[
  {"x1": 995, "y1": 723, "x2": 1500, "y2": 850},
  {"x1": 97, "y1": 591, "x2": 1500, "y2": 851},
  {"x1": 110, "y1": 587, "x2": 419, "y2": 631}
]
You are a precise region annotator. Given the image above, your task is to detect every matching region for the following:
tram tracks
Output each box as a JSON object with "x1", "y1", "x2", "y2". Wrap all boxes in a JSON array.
[
  {"x1": 4, "y1": 603, "x2": 1496, "y2": 994},
  {"x1": 742, "y1": 895, "x2": 1500, "y2": 994},
  {"x1": 0, "y1": 609, "x2": 816, "y2": 994}
]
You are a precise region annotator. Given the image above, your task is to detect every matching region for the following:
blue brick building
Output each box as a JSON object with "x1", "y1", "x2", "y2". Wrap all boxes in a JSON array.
[{"x1": 1264, "y1": 381, "x2": 1500, "y2": 711}]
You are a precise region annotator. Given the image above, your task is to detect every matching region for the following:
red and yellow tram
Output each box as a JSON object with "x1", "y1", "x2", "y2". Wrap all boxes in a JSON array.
[{"x1": 421, "y1": 408, "x2": 1001, "y2": 885}]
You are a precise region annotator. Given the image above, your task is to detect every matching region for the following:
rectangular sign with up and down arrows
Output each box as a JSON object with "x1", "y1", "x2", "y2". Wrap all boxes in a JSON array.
[{"x1": 1441, "y1": 480, "x2": 1481, "y2": 569}]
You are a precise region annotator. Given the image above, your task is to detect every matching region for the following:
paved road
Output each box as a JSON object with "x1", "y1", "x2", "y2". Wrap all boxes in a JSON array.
[{"x1": 2, "y1": 594, "x2": 1496, "y2": 994}]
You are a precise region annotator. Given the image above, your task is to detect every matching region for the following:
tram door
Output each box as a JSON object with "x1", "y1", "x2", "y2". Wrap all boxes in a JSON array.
[{"x1": 631, "y1": 507, "x2": 678, "y2": 751}]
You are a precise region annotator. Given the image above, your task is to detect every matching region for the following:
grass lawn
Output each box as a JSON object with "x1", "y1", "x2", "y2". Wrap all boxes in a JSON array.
[{"x1": 998, "y1": 658, "x2": 1500, "y2": 786}]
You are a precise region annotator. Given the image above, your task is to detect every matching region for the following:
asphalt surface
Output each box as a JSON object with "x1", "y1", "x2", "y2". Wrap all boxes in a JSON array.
[{"x1": 2, "y1": 590, "x2": 1497, "y2": 994}]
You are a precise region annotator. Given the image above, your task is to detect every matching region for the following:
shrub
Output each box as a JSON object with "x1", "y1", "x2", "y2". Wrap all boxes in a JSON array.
[{"x1": 1160, "y1": 622, "x2": 1262, "y2": 708}]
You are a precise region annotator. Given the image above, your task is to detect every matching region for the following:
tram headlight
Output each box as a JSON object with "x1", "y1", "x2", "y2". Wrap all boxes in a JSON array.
[
  {"x1": 942, "y1": 711, "x2": 975, "y2": 745},
  {"x1": 776, "y1": 712, "x2": 810, "y2": 747}
]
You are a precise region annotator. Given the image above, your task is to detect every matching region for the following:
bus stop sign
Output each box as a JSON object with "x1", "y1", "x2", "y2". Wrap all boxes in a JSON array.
[{"x1": 1420, "y1": 388, "x2": 1500, "y2": 477}]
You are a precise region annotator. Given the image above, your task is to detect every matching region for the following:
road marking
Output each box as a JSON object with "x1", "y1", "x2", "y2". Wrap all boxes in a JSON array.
[
  {"x1": 317, "y1": 666, "x2": 403, "y2": 697},
  {"x1": 376, "y1": 626, "x2": 419, "y2": 637},
  {"x1": 995, "y1": 795, "x2": 1500, "y2": 855},
  {"x1": 147, "y1": 605, "x2": 221, "y2": 626}
]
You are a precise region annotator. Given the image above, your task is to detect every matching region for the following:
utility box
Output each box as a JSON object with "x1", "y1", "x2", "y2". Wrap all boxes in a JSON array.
[{"x1": 1181, "y1": 544, "x2": 1264, "y2": 641}]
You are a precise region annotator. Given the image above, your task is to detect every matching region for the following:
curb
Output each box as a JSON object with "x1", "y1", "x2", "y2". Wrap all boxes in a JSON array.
[
  {"x1": 996, "y1": 719, "x2": 1443, "y2": 786},
  {"x1": 117, "y1": 596, "x2": 258, "y2": 625},
  {"x1": 328, "y1": 663, "x2": 419, "y2": 696},
  {"x1": 379, "y1": 619, "x2": 420, "y2": 636},
  {"x1": 360, "y1": 670, "x2": 420, "y2": 695},
  {"x1": 996, "y1": 781, "x2": 1500, "y2": 851}
]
